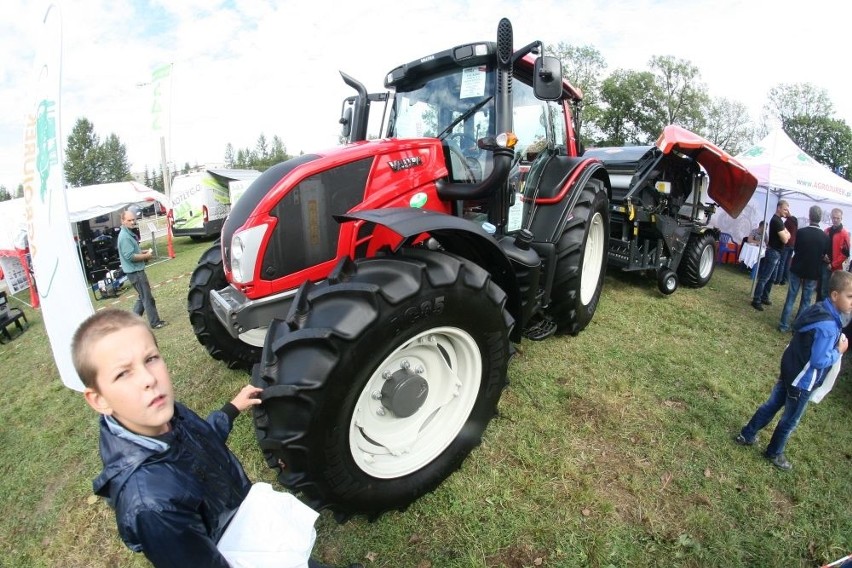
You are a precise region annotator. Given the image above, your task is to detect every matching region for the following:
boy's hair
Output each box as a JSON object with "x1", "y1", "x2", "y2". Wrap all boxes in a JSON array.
[
  {"x1": 828, "y1": 270, "x2": 852, "y2": 295},
  {"x1": 72, "y1": 309, "x2": 156, "y2": 390},
  {"x1": 809, "y1": 205, "x2": 822, "y2": 223}
]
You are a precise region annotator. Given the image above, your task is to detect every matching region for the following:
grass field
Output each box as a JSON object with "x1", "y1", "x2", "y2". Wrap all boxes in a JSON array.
[{"x1": 0, "y1": 239, "x2": 850, "y2": 568}]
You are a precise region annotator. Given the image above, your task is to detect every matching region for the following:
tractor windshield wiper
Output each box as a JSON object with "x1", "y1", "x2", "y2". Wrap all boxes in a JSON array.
[{"x1": 437, "y1": 96, "x2": 493, "y2": 140}]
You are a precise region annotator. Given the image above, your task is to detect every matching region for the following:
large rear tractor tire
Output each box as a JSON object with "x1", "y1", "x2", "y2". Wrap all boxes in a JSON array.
[
  {"x1": 187, "y1": 243, "x2": 261, "y2": 371},
  {"x1": 252, "y1": 249, "x2": 513, "y2": 521},
  {"x1": 678, "y1": 232, "x2": 716, "y2": 288},
  {"x1": 548, "y1": 178, "x2": 609, "y2": 335}
]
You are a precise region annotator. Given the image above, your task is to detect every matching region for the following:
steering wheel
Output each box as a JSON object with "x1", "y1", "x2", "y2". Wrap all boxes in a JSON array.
[
  {"x1": 447, "y1": 133, "x2": 480, "y2": 156},
  {"x1": 447, "y1": 133, "x2": 483, "y2": 181}
]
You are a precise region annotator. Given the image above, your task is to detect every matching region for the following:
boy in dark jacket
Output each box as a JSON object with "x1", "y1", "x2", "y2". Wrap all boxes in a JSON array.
[
  {"x1": 736, "y1": 270, "x2": 852, "y2": 470},
  {"x1": 73, "y1": 309, "x2": 356, "y2": 568}
]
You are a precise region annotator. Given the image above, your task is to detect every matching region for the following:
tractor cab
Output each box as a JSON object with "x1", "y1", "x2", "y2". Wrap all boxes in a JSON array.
[{"x1": 340, "y1": 40, "x2": 568, "y2": 234}]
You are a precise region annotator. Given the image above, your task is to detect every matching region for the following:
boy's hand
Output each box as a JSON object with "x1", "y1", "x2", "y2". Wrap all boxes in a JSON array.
[
  {"x1": 839, "y1": 333, "x2": 848, "y2": 355},
  {"x1": 230, "y1": 385, "x2": 263, "y2": 412}
]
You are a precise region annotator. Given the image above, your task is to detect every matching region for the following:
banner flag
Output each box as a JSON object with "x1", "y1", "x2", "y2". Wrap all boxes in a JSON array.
[
  {"x1": 151, "y1": 63, "x2": 172, "y2": 134},
  {"x1": 23, "y1": 3, "x2": 93, "y2": 392}
]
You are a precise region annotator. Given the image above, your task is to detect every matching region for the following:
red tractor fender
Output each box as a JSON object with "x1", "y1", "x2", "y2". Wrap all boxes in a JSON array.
[{"x1": 336, "y1": 207, "x2": 524, "y2": 337}]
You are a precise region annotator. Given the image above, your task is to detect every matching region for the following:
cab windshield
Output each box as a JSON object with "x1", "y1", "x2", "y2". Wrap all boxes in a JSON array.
[{"x1": 390, "y1": 66, "x2": 496, "y2": 182}]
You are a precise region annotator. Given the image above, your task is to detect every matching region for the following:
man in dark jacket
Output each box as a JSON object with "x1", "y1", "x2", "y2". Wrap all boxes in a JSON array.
[
  {"x1": 752, "y1": 200, "x2": 791, "y2": 310},
  {"x1": 736, "y1": 270, "x2": 852, "y2": 470},
  {"x1": 778, "y1": 205, "x2": 829, "y2": 332},
  {"x1": 73, "y1": 309, "x2": 357, "y2": 568}
]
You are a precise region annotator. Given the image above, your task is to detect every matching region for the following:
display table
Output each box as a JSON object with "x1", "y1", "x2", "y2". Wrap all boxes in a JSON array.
[{"x1": 738, "y1": 243, "x2": 764, "y2": 269}]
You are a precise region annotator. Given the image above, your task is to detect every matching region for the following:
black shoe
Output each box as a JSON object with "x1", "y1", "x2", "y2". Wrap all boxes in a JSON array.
[
  {"x1": 152, "y1": 320, "x2": 168, "y2": 329},
  {"x1": 765, "y1": 452, "x2": 792, "y2": 471},
  {"x1": 734, "y1": 434, "x2": 756, "y2": 446},
  {"x1": 762, "y1": 299, "x2": 772, "y2": 306},
  {"x1": 751, "y1": 301, "x2": 764, "y2": 311}
]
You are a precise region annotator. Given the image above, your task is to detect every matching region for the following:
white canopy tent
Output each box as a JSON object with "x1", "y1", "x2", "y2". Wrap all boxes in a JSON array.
[
  {"x1": 712, "y1": 128, "x2": 852, "y2": 244},
  {"x1": 0, "y1": 182, "x2": 172, "y2": 303},
  {"x1": 0, "y1": 181, "x2": 171, "y2": 251}
]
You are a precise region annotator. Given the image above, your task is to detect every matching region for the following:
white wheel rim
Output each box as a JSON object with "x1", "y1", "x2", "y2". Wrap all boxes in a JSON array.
[
  {"x1": 349, "y1": 326, "x2": 482, "y2": 478},
  {"x1": 580, "y1": 211, "x2": 606, "y2": 305},
  {"x1": 698, "y1": 243, "x2": 714, "y2": 279}
]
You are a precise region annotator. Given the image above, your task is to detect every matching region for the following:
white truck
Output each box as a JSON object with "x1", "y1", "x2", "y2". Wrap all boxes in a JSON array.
[{"x1": 169, "y1": 169, "x2": 261, "y2": 239}]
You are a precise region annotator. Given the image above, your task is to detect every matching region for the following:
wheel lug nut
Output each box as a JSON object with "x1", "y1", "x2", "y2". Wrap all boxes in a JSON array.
[
  {"x1": 382, "y1": 370, "x2": 391, "y2": 380},
  {"x1": 415, "y1": 366, "x2": 424, "y2": 374},
  {"x1": 376, "y1": 407, "x2": 386, "y2": 416},
  {"x1": 371, "y1": 390, "x2": 382, "y2": 400},
  {"x1": 401, "y1": 360, "x2": 411, "y2": 369}
]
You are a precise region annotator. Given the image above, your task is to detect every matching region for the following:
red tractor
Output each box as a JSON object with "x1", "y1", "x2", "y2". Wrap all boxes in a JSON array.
[{"x1": 188, "y1": 19, "x2": 755, "y2": 520}]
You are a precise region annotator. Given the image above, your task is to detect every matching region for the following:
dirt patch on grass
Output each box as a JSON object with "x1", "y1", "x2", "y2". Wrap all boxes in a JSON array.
[{"x1": 485, "y1": 543, "x2": 547, "y2": 568}]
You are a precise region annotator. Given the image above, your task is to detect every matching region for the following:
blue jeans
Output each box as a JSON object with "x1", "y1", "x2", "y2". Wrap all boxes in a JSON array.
[
  {"x1": 127, "y1": 270, "x2": 161, "y2": 326},
  {"x1": 778, "y1": 272, "x2": 817, "y2": 331},
  {"x1": 819, "y1": 264, "x2": 832, "y2": 300},
  {"x1": 740, "y1": 379, "x2": 812, "y2": 457},
  {"x1": 775, "y1": 245, "x2": 794, "y2": 283},
  {"x1": 753, "y1": 248, "x2": 781, "y2": 304}
]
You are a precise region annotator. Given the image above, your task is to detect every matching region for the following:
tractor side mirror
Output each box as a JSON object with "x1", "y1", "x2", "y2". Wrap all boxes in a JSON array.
[
  {"x1": 340, "y1": 105, "x2": 353, "y2": 140},
  {"x1": 533, "y1": 56, "x2": 562, "y2": 101}
]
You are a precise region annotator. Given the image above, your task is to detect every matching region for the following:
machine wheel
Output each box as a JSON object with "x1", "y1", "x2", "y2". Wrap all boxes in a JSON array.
[
  {"x1": 252, "y1": 249, "x2": 512, "y2": 521},
  {"x1": 678, "y1": 232, "x2": 716, "y2": 288},
  {"x1": 548, "y1": 178, "x2": 609, "y2": 335},
  {"x1": 657, "y1": 268, "x2": 678, "y2": 295},
  {"x1": 187, "y1": 243, "x2": 261, "y2": 370}
]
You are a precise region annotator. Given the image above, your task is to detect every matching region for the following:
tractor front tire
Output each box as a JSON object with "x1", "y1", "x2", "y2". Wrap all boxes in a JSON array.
[
  {"x1": 187, "y1": 243, "x2": 261, "y2": 371},
  {"x1": 678, "y1": 232, "x2": 716, "y2": 288},
  {"x1": 548, "y1": 178, "x2": 609, "y2": 335},
  {"x1": 252, "y1": 249, "x2": 512, "y2": 521}
]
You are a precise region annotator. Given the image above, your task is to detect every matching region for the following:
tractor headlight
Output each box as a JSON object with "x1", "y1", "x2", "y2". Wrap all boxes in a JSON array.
[{"x1": 230, "y1": 224, "x2": 268, "y2": 284}]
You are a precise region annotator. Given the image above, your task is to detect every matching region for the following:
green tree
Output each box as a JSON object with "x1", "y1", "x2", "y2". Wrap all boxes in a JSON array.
[
  {"x1": 596, "y1": 69, "x2": 659, "y2": 145},
  {"x1": 763, "y1": 82, "x2": 833, "y2": 125},
  {"x1": 762, "y1": 83, "x2": 851, "y2": 177},
  {"x1": 225, "y1": 134, "x2": 291, "y2": 171},
  {"x1": 224, "y1": 143, "x2": 235, "y2": 168},
  {"x1": 64, "y1": 118, "x2": 101, "y2": 186},
  {"x1": 268, "y1": 135, "x2": 288, "y2": 165},
  {"x1": 256, "y1": 134, "x2": 269, "y2": 163},
  {"x1": 701, "y1": 97, "x2": 754, "y2": 155},
  {"x1": 0, "y1": 186, "x2": 10, "y2": 202},
  {"x1": 786, "y1": 116, "x2": 852, "y2": 178},
  {"x1": 546, "y1": 42, "x2": 607, "y2": 144},
  {"x1": 99, "y1": 133, "x2": 132, "y2": 182},
  {"x1": 648, "y1": 55, "x2": 709, "y2": 133}
]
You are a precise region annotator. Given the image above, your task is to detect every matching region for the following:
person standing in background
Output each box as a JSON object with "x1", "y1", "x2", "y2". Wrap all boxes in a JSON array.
[
  {"x1": 819, "y1": 208, "x2": 850, "y2": 301},
  {"x1": 775, "y1": 215, "x2": 798, "y2": 285},
  {"x1": 117, "y1": 209, "x2": 167, "y2": 329},
  {"x1": 752, "y1": 200, "x2": 791, "y2": 311},
  {"x1": 779, "y1": 206, "x2": 828, "y2": 332}
]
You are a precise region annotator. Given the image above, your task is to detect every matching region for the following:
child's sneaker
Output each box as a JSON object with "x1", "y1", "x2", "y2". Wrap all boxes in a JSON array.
[
  {"x1": 734, "y1": 434, "x2": 756, "y2": 446},
  {"x1": 765, "y1": 453, "x2": 792, "y2": 471}
]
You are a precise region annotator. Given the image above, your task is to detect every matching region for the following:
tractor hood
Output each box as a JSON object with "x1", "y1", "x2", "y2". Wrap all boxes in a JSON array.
[{"x1": 656, "y1": 125, "x2": 757, "y2": 218}]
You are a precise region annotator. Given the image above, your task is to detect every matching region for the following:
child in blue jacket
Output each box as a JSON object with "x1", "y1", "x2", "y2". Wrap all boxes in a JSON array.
[
  {"x1": 736, "y1": 270, "x2": 852, "y2": 470},
  {"x1": 73, "y1": 309, "x2": 359, "y2": 568}
]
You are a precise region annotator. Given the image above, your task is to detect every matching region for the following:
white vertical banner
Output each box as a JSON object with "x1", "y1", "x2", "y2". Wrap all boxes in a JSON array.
[
  {"x1": 22, "y1": 3, "x2": 92, "y2": 392},
  {"x1": 150, "y1": 63, "x2": 172, "y2": 134}
]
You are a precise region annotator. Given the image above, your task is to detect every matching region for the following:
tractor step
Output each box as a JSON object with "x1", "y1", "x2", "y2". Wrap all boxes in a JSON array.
[{"x1": 523, "y1": 316, "x2": 557, "y2": 341}]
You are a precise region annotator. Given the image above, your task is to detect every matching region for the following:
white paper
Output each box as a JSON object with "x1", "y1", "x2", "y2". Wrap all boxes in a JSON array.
[
  {"x1": 810, "y1": 356, "x2": 841, "y2": 404},
  {"x1": 217, "y1": 483, "x2": 319, "y2": 568}
]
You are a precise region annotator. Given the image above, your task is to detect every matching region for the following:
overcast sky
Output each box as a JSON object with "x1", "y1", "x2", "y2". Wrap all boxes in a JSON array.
[{"x1": 1, "y1": 0, "x2": 849, "y2": 193}]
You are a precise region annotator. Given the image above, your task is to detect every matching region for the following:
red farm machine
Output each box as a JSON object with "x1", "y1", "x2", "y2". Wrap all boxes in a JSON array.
[{"x1": 187, "y1": 18, "x2": 756, "y2": 520}]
